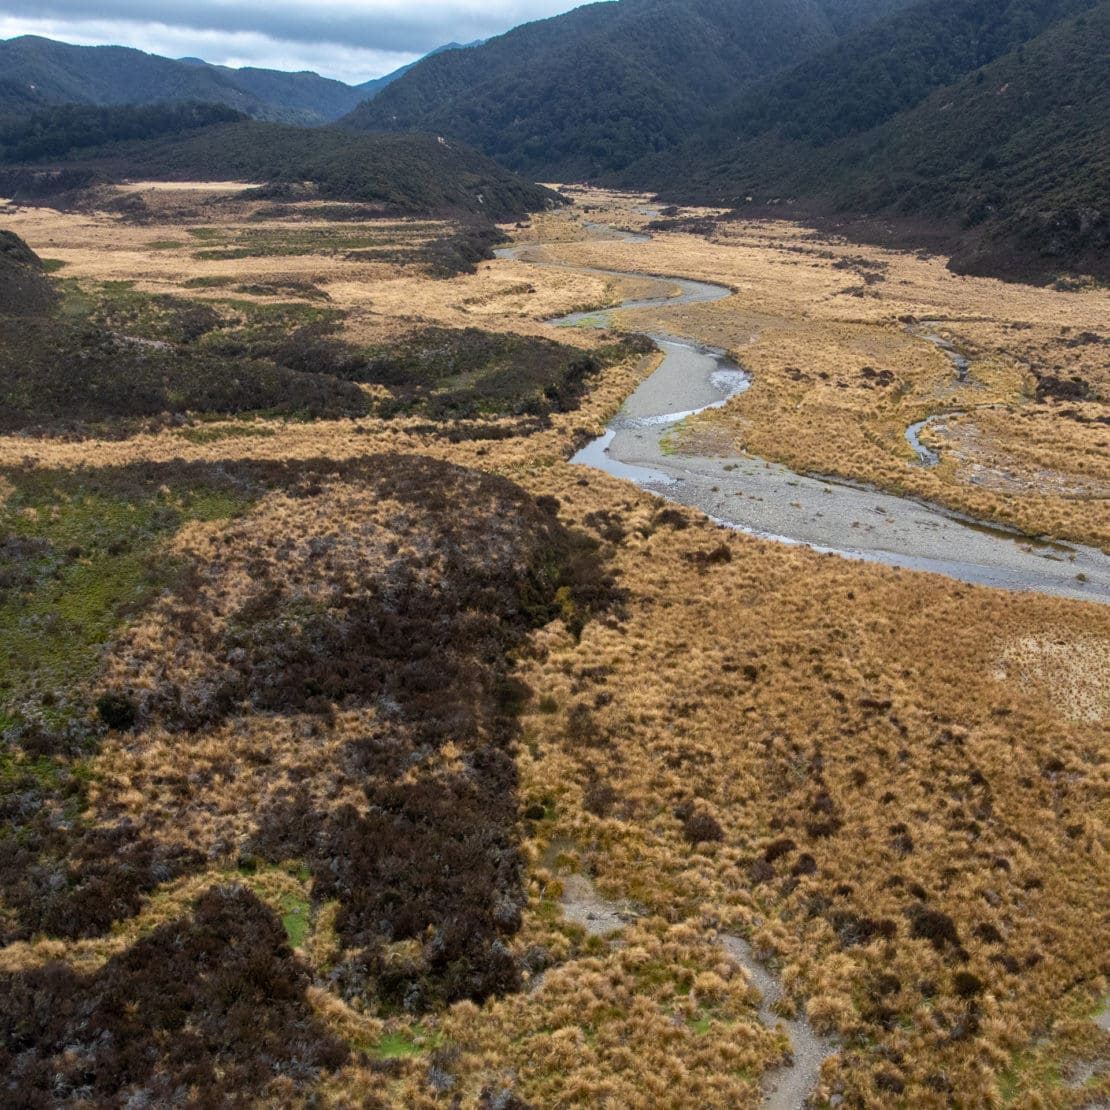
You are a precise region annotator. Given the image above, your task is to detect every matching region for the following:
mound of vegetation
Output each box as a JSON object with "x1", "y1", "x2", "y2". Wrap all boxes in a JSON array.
[
  {"x1": 0, "y1": 886, "x2": 348, "y2": 1105},
  {"x1": 0, "y1": 229, "x2": 54, "y2": 315},
  {"x1": 0, "y1": 271, "x2": 645, "y2": 437},
  {"x1": 342, "y1": 0, "x2": 912, "y2": 179},
  {"x1": 267, "y1": 322, "x2": 651, "y2": 422},
  {"x1": 0, "y1": 283, "x2": 372, "y2": 435},
  {"x1": 0, "y1": 117, "x2": 562, "y2": 221},
  {"x1": 80, "y1": 454, "x2": 617, "y2": 1008}
]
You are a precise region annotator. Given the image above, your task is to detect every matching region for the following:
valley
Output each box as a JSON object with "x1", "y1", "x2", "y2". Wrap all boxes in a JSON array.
[{"x1": 0, "y1": 180, "x2": 1106, "y2": 1107}]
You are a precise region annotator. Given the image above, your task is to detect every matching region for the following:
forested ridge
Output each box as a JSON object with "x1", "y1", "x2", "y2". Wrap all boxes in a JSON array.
[
  {"x1": 0, "y1": 117, "x2": 561, "y2": 221},
  {"x1": 0, "y1": 34, "x2": 407, "y2": 125},
  {"x1": 628, "y1": 0, "x2": 1110, "y2": 278},
  {"x1": 344, "y1": 0, "x2": 915, "y2": 178}
]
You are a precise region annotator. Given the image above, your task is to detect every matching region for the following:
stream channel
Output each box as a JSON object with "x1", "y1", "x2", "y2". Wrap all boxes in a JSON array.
[{"x1": 496, "y1": 237, "x2": 1110, "y2": 604}]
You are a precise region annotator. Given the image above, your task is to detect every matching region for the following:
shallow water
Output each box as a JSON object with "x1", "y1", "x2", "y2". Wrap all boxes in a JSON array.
[
  {"x1": 505, "y1": 231, "x2": 1110, "y2": 603},
  {"x1": 905, "y1": 415, "x2": 948, "y2": 467}
]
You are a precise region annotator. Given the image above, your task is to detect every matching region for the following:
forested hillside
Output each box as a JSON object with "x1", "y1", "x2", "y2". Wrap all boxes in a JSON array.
[
  {"x1": 0, "y1": 103, "x2": 246, "y2": 164},
  {"x1": 631, "y1": 0, "x2": 1109, "y2": 277},
  {"x1": 0, "y1": 118, "x2": 561, "y2": 221},
  {"x1": 343, "y1": 0, "x2": 915, "y2": 179}
]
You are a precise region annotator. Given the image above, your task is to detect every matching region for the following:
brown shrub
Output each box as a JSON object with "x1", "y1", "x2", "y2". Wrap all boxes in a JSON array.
[
  {"x1": 683, "y1": 811, "x2": 724, "y2": 845},
  {"x1": 0, "y1": 886, "x2": 347, "y2": 1105}
]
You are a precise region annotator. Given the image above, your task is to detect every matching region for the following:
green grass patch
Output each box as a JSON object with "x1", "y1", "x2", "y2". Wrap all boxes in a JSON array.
[
  {"x1": 371, "y1": 1027, "x2": 443, "y2": 1059},
  {"x1": 178, "y1": 424, "x2": 277, "y2": 445},
  {"x1": 148, "y1": 240, "x2": 183, "y2": 251},
  {"x1": 280, "y1": 894, "x2": 311, "y2": 948},
  {"x1": 0, "y1": 473, "x2": 252, "y2": 743},
  {"x1": 659, "y1": 420, "x2": 687, "y2": 456},
  {"x1": 39, "y1": 258, "x2": 67, "y2": 273}
]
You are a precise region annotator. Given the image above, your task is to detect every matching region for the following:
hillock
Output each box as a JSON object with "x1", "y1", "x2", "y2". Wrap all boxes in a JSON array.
[
  {"x1": 0, "y1": 229, "x2": 54, "y2": 315},
  {"x1": 0, "y1": 118, "x2": 561, "y2": 222}
]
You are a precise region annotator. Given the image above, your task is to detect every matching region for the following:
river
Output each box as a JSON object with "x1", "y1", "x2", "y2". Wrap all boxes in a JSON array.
[{"x1": 495, "y1": 238, "x2": 1110, "y2": 603}]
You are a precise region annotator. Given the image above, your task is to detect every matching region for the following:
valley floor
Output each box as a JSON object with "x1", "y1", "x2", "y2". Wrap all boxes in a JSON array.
[{"x1": 0, "y1": 185, "x2": 1106, "y2": 1108}]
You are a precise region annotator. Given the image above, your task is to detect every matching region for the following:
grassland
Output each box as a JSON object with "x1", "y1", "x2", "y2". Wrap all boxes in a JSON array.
[{"x1": 0, "y1": 185, "x2": 1105, "y2": 1107}]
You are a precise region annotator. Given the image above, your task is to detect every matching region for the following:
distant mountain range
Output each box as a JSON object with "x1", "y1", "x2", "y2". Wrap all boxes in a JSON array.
[
  {"x1": 0, "y1": 0, "x2": 1105, "y2": 280},
  {"x1": 0, "y1": 36, "x2": 475, "y2": 125}
]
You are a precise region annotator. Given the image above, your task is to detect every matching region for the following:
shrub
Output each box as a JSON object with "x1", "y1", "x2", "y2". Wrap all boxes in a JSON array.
[
  {"x1": 0, "y1": 886, "x2": 347, "y2": 1103},
  {"x1": 953, "y1": 971, "x2": 985, "y2": 998},
  {"x1": 906, "y1": 903, "x2": 962, "y2": 950},
  {"x1": 95, "y1": 689, "x2": 136, "y2": 731},
  {"x1": 683, "y1": 811, "x2": 724, "y2": 844}
]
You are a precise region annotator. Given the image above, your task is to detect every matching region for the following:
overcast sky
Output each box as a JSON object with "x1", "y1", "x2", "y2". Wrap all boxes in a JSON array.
[{"x1": 0, "y1": 1, "x2": 591, "y2": 84}]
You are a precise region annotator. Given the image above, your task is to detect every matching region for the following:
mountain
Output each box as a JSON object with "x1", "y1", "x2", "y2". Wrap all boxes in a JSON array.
[
  {"x1": 628, "y1": 0, "x2": 1108, "y2": 278},
  {"x1": 341, "y1": 0, "x2": 917, "y2": 179},
  {"x1": 0, "y1": 112, "x2": 562, "y2": 221},
  {"x1": 0, "y1": 36, "x2": 472, "y2": 126}
]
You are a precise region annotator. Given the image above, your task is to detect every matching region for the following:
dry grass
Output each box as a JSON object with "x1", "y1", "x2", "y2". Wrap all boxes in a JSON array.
[{"x1": 0, "y1": 187, "x2": 1106, "y2": 1108}]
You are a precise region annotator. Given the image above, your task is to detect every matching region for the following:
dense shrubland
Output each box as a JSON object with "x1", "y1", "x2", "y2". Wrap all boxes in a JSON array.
[
  {"x1": 0, "y1": 234, "x2": 641, "y2": 437},
  {"x1": 4, "y1": 453, "x2": 618, "y2": 1022},
  {"x1": 1, "y1": 886, "x2": 348, "y2": 1105}
]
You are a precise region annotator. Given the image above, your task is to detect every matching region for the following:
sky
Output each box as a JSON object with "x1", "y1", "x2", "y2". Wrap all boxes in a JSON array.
[{"x1": 0, "y1": 1, "x2": 590, "y2": 84}]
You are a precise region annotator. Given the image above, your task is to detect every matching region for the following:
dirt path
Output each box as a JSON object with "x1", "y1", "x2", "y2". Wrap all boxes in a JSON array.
[{"x1": 558, "y1": 873, "x2": 836, "y2": 1108}]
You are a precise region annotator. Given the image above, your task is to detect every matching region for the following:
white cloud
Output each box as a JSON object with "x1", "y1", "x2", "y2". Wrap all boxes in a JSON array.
[
  {"x1": 0, "y1": 15, "x2": 421, "y2": 82},
  {"x1": 0, "y1": 1, "x2": 591, "y2": 79}
]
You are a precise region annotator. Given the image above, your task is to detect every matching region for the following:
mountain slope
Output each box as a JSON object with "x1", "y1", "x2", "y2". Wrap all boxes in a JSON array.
[
  {"x1": 0, "y1": 37, "x2": 471, "y2": 126},
  {"x1": 630, "y1": 0, "x2": 1109, "y2": 277},
  {"x1": 342, "y1": 0, "x2": 915, "y2": 179}
]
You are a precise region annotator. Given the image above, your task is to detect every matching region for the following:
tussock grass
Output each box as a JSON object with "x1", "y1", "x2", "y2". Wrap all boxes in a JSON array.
[{"x1": 0, "y1": 189, "x2": 1105, "y2": 1108}]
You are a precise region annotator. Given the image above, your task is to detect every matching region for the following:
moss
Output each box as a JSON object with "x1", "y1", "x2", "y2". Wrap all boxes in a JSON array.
[
  {"x1": 0, "y1": 473, "x2": 252, "y2": 745},
  {"x1": 281, "y1": 894, "x2": 311, "y2": 949},
  {"x1": 372, "y1": 1028, "x2": 442, "y2": 1059}
]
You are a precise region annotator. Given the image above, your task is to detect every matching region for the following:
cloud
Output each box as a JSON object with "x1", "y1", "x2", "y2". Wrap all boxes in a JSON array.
[
  {"x1": 0, "y1": 16, "x2": 420, "y2": 83},
  {"x1": 0, "y1": 1, "x2": 588, "y2": 56}
]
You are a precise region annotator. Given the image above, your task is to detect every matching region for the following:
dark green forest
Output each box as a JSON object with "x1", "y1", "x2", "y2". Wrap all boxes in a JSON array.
[
  {"x1": 343, "y1": 0, "x2": 917, "y2": 178},
  {"x1": 630, "y1": 0, "x2": 1110, "y2": 278},
  {"x1": 0, "y1": 116, "x2": 561, "y2": 221},
  {"x1": 0, "y1": 103, "x2": 246, "y2": 163}
]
